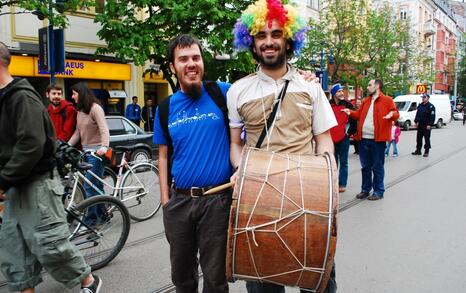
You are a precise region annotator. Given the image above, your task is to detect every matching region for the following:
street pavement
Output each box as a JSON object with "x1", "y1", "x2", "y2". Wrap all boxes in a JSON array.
[{"x1": 1, "y1": 121, "x2": 466, "y2": 293}]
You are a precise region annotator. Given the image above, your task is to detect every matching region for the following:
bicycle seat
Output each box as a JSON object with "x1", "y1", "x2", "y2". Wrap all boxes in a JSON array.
[
  {"x1": 113, "y1": 146, "x2": 139, "y2": 152},
  {"x1": 77, "y1": 162, "x2": 93, "y2": 171}
]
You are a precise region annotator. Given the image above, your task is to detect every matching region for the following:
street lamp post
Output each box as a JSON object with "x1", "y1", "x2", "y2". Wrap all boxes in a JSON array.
[{"x1": 310, "y1": 47, "x2": 334, "y2": 92}]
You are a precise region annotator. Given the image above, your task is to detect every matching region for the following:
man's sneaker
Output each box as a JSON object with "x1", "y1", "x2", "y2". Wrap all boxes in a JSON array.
[
  {"x1": 411, "y1": 151, "x2": 422, "y2": 155},
  {"x1": 356, "y1": 192, "x2": 370, "y2": 199},
  {"x1": 393, "y1": 154, "x2": 398, "y2": 157},
  {"x1": 423, "y1": 153, "x2": 429, "y2": 157},
  {"x1": 367, "y1": 195, "x2": 383, "y2": 201},
  {"x1": 81, "y1": 275, "x2": 102, "y2": 293}
]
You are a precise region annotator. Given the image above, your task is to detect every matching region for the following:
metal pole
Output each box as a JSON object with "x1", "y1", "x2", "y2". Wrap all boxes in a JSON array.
[{"x1": 48, "y1": 0, "x2": 55, "y2": 84}]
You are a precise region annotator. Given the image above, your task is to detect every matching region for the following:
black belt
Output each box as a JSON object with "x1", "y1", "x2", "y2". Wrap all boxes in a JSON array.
[{"x1": 172, "y1": 182, "x2": 230, "y2": 197}]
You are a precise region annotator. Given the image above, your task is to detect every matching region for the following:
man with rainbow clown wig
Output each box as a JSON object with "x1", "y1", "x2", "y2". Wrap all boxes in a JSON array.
[{"x1": 228, "y1": 0, "x2": 338, "y2": 292}]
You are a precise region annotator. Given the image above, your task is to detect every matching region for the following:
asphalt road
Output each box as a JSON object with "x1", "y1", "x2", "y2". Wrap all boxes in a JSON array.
[{"x1": 1, "y1": 121, "x2": 466, "y2": 293}]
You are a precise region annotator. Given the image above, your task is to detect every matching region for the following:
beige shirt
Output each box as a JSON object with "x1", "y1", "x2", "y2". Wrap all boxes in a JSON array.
[
  {"x1": 227, "y1": 65, "x2": 337, "y2": 154},
  {"x1": 69, "y1": 103, "x2": 109, "y2": 148}
]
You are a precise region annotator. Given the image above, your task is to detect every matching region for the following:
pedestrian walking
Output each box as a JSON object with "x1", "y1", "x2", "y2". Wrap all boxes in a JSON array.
[
  {"x1": 411, "y1": 93, "x2": 435, "y2": 157},
  {"x1": 462, "y1": 106, "x2": 466, "y2": 126},
  {"x1": 68, "y1": 82, "x2": 109, "y2": 225},
  {"x1": 125, "y1": 96, "x2": 141, "y2": 126},
  {"x1": 153, "y1": 34, "x2": 232, "y2": 293},
  {"x1": 141, "y1": 98, "x2": 156, "y2": 132},
  {"x1": 229, "y1": 0, "x2": 338, "y2": 291},
  {"x1": 385, "y1": 121, "x2": 401, "y2": 157},
  {"x1": 46, "y1": 84, "x2": 77, "y2": 142},
  {"x1": 342, "y1": 79, "x2": 399, "y2": 201},
  {"x1": 0, "y1": 42, "x2": 102, "y2": 293},
  {"x1": 329, "y1": 83, "x2": 357, "y2": 193}
]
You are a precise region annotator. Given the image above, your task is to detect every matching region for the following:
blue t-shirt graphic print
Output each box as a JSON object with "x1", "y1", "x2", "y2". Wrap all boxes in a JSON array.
[{"x1": 153, "y1": 82, "x2": 232, "y2": 189}]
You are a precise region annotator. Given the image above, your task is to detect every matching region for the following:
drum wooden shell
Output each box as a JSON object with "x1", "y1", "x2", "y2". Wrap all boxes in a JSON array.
[{"x1": 226, "y1": 147, "x2": 338, "y2": 293}]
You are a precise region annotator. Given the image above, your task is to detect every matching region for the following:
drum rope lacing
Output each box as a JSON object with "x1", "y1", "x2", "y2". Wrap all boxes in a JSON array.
[{"x1": 232, "y1": 150, "x2": 335, "y2": 292}]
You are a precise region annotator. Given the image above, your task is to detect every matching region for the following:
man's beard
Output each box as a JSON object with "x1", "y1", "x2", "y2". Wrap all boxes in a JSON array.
[
  {"x1": 257, "y1": 44, "x2": 287, "y2": 69},
  {"x1": 185, "y1": 82, "x2": 202, "y2": 99},
  {"x1": 51, "y1": 100, "x2": 61, "y2": 106}
]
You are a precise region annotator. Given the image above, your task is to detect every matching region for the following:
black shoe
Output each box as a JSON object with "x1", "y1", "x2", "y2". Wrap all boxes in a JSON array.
[
  {"x1": 411, "y1": 151, "x2": 422, "y2": 155},
  {"x1": 356, "y1": 192, "x2": 370, "y2": 199},
  {"x1": 81, "y1": 275, "x2": 102, "y2": 293},
  {"x1": 423, "y1": 153, "x2": 429, "y2": 157},
  {"x1": 367, "y1": 195, "x2": 383, "y2": 201}
]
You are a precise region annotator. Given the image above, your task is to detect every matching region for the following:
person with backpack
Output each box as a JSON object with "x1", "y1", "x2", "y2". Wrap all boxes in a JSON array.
[
  {"x1": 46, "y1": 84, "x2": 77, "y2": 142},
  {"x1": 153, "y1": 34, "x2": 232, "y2": 293},
  {"x1": 0, "y1": 42, "x2": 102, "y2": 293}
]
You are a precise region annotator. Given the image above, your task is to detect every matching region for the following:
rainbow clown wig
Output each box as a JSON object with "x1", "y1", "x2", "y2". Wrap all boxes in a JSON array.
[{"x1": 233, "y1": 0, "x2": 308, "y2": 56}]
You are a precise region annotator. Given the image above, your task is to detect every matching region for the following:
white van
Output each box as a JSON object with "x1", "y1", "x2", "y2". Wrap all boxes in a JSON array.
[{"x1": 394, "y1": 94, "x2": 452, "y2": 130}]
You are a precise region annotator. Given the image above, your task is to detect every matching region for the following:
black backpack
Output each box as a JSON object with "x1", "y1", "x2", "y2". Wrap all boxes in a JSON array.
[{"x1": 158, "y1": 81, "x2": 230, "y2": 185}]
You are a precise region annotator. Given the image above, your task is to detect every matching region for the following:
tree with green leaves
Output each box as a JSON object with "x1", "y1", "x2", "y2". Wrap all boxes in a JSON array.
[
  {"x1": 298, "y1": 0, "x2": 412, "y2": 96},
  {"x1": 94, "y1": 0, "x2": 256, "y2": 91},
  {"x1": 457, "y1": 34, "x2": 466, "y2": 98},
  {"x1": 0, "y1": 0, "x2": 93, "y2": 27}
]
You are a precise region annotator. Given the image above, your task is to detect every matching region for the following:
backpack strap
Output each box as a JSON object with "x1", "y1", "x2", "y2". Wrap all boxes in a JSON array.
[
  {"x1": 204, "y1": 81, "x2": 230, "y2": 142},
  {"x1": 158, "y1": 95, "x2": 173, "y2": 185}
]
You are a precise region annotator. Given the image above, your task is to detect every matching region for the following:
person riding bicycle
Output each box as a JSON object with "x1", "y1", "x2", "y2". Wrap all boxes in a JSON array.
[
  {"x1": 0, "y1": 42, "x2": 102, "y2": 293},
  {"x1": 69, "y1": 82, "x2": 110, "y2": 226}
]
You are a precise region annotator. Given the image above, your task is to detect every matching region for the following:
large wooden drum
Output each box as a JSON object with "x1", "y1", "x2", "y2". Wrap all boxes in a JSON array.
[{"x1": 226, "y1": 147, "x2": 338, "y2": 292}]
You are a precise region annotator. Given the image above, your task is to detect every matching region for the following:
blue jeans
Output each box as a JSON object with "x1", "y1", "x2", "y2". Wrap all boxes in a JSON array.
[
  {"x1": 359, "y1": 139, "x2": 386, "y2": 197},
  {"x1": 83, "y1": 154, "x2": 105, "y2": 225},
  {"x1": 384, "y1": 140, "x2": 398, "y2": 155},
  {"x1": 334, "y1": 136, "x2": 350, "y2": 187}
]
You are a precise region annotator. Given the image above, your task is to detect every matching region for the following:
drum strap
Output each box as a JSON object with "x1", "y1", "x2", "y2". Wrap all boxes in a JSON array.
[{"x1": 255, "y1": 80, "x2": 290, "y2": 148}]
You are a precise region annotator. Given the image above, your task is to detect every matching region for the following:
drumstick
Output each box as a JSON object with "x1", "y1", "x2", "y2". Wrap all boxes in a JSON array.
[{"x1": 204, "y1": 182, "x2": 234, "y2": 195}]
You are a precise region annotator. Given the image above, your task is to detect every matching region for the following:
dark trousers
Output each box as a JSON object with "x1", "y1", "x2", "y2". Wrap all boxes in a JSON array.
[
  {"x1": 415, "y1": 125, "x2": 431, "y2": 152},
  {"x1": 359, "y1": 139, "x2": 386, "y2": 196},
  {"x1": 245, "y1": 264, "x2": 337, "y2": 293},
  {"x1": 144, "y1": 119, "x2": 154, "y2": 132},
  {"x1": 163, "y1": 189, "x2": 232, "y2": 293}
]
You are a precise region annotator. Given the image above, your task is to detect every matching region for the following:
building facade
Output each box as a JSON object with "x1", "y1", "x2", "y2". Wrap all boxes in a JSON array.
[{"x1": 0, "y1": 5, "x2": 170, "y2": 116}]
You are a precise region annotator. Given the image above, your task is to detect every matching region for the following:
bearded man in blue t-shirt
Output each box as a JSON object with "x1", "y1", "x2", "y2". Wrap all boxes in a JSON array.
[{"x1": 153, "y1": 34, "x2": 232, "y2": 293}]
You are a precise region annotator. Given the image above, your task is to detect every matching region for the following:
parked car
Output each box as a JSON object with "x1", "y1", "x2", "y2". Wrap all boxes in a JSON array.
[
  {"x1": 453, "y1": 110, "x2": 464, "y2": 120},
  {"x1": 106, "y1": 116, "x2": 157, "y2": 163}
]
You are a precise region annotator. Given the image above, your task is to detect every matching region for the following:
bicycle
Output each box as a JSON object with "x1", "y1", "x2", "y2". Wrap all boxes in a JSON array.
[
  {"x1": 65, "y1": 194, "x2": 130, "y2": 270},
  {"x1": 56, "y1": 146, "x2": 131, "y2": 270},
  {"x1": 62, "y1": 145, "x2": 161, "y2": 222}
]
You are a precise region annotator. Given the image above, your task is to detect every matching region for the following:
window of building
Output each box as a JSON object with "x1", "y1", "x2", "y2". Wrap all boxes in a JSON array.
[
  {"x1": 307, "y1": 0, "x2": 319, "y2": 10},
  {"x1": 400, "y1": 8, "x2": 407, "y2": 20},
  {"x1": 95, "y1": 0, "x2": 105, "y2": 14}
]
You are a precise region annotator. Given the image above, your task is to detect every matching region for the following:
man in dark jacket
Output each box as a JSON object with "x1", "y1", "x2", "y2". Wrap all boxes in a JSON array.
[
  {"x1": 141, "y1": 98, "x2": 156, "y2": 132},
  {"x1": 0, "y1": 42, "x2": 102, "y2": 293},
  {"x1": 46, "y1": 84, "x2": 77, "y2": 141},
  {"x1": 412, "y1": 93, "x2": 436, "y2": 157}
]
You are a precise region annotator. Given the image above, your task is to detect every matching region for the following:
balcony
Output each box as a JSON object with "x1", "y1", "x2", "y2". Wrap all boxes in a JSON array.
[{"x1": 423, "y1": 21, "x2": 436, "y2": 36}]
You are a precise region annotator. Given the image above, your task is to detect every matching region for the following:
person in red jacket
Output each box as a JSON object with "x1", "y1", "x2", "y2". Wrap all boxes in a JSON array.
[
  {"x1": 46, "y1": 84, "x2": 77, "y2": 142},
  {"x1": 342, "y1": 79, "x2": 399, "y2": 200},
  {"x1": 329, "y1": 83, "x2": 357, "y2": 193}
]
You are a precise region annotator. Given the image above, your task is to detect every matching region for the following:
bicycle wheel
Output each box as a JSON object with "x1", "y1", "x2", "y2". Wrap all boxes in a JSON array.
[
  {"x1": 67, "y1": 195, "x2": 130, "y2": 271},
  {"x1": 119, "y1": 162, "x2": 161, "y2": 221},
  {"x1": 103, "y1": 166, "x2": 117, "y2": 195}
]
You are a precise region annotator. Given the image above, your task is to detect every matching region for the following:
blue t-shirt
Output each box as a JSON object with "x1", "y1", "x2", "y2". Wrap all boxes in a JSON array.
[{"x1": 153, "y1": 82, "x2": 232, "y2": 188}]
